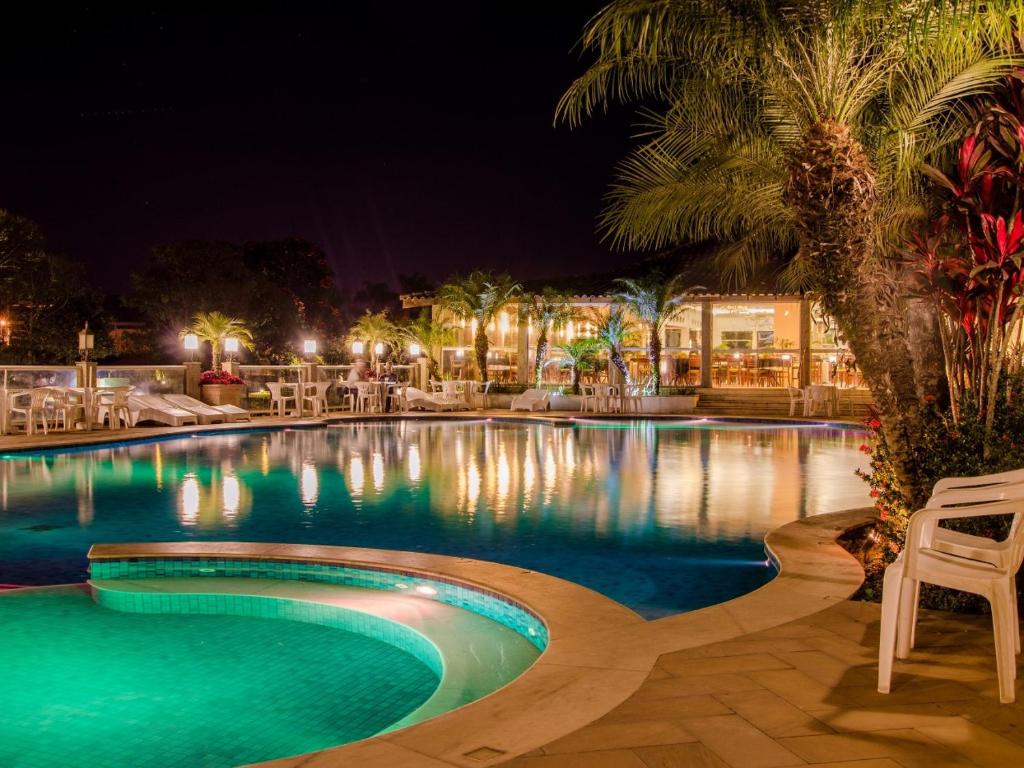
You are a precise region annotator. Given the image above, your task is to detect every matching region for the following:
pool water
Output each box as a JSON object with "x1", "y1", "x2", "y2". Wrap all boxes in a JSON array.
[
  {"x1": 0, "y1": 585, "x2": 440, "y2": 768},
  {"x1": 0, "y1": 419, "x2": 870, "y2": 617}
]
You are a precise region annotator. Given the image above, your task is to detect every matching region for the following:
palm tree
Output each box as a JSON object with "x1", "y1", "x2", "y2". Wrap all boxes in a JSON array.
[
  {"x1": 346, "y1": 310, "x2": 399, "y2": 365},
  {"x1": 553, "y1": 337, "x2": 603, "y2": 395},
  {"x1": 592, "y1": 306, "x2": 636, "y2": 390},
  {"x1": 558, "y1": 1, "x2": 1021, "y2": 502},
  {"x1": 437, "y1": 271, "x2": 520, "y2": 382},
  {"x1": 522, "y1": 288, "x2": 577, "y2": 387},
  {"x1": 613, "y1": 273, "x2": 698, "y2": 394},
  {"x1": 181, "y1": 311, "x2": 254, "y2": 372},
  {"x1": 400, "y1": 309, "x2": 457, "y2": 380}
]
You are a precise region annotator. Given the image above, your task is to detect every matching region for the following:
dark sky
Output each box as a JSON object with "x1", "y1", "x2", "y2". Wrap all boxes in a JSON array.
[{"x1": 2, "y1": 3, "x2": 636, "y2": 296}]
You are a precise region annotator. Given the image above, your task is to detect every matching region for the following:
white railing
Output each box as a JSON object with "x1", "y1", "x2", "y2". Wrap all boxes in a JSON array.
[
  {"x1": 97, "y1": 365, "x2": 186, "y2": 395},
  {"x1": 0, "y1": 366, "x2": 77, "y2": 389},
  {"x1": 237, "y1": 365, "x2": 305, "y2": 414}
]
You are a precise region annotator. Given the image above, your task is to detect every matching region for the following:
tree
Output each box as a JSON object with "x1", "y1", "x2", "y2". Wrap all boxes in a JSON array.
[
  {"x1": 559, "y1": 0, "x2": 1022, "y2": 504},
  {"x1": 592, "y1": 306, "x2": 636, "y2": 390},
  {"x1": 522, "y1": 288, "x2": 577, "y2": 387},
  {"x1": 400, "y1": 309, "x2": 457, "y2": 380},
  {"x1": 437, "y1": 271, "x2": 520, "y2": 382},
  {"x1": 613, "y1": 273, "x2": 698, "y2": 394},
  {"x1": 346, "y1": 310, "x2": 400, "y2": 365},
  {"x1": 554, "y1": 337, "x2": 603, "y2": 395},
  {"x1": 181, "y1": 311, "x2": 254, "y2": 372}
]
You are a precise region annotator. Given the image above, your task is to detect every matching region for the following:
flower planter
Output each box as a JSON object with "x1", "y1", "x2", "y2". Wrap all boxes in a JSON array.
[{"x1": 201, "y1": 383, "x2": 246, "y2": 407}]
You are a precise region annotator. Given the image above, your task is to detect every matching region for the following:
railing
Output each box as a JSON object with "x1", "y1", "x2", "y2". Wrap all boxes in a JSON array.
[
  {"x1": 97, "y1": 365, "x2": 185, "y2": 395},
  {"x1": 237, "y1": 365, "x2": 305, "y2": 415},
  {"x1": 0, "y1": 366, "x2": 77, "y2": 389}
]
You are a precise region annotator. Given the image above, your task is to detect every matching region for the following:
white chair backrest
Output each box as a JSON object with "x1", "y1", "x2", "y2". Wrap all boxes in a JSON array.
[
  {"x1": 266, "y1": 382, "x2": 284, "y2": 399},
  {"x1": 581, "y1": 384, "x2": 595, "y2": 396},
  {"x1": 429, "y1": 379, "x2": 443, "y2": 393},
  {"x1": 30, "y1": 388, "x2": 52, "y2": 407}
]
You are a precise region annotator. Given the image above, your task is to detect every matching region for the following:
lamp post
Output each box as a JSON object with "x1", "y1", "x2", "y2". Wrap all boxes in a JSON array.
[
  {"x1": 78, "y1": 322, "x2": 95, "y2": 362},
  {"x1": 303, "y1": 339, "x2": 317, "y2": 358},
  {"x1": 409, "y1": 342, "x2": 421, "y2": 357},
  {"x1": 224, "y1": 337, "x2": 239, "y2": 363},
  {"x1": 351, "y1": 340, "x2": 364, "y2": 357}
]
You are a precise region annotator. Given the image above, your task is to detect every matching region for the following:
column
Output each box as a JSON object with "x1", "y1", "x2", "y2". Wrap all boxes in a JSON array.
[
  {"x1": 75, "y1": 361, "x2": 97, "y2": 388},
  {"x1": 516, "y1": 315, "x2": 530, "y2": 385},
  {"x1": 183, "y1": 361, "x2": 201, "y2": 398},
  {"x1": 700, "y1": 300, "x2": 713, "y2": 388},
  {"x1": 799, "y1": 297, "x2": 812, "y2": 388}
]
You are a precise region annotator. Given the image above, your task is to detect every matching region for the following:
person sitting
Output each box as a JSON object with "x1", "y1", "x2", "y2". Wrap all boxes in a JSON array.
[{"x1": 347, "y1": 360, "x2": 367, "y2": 383}]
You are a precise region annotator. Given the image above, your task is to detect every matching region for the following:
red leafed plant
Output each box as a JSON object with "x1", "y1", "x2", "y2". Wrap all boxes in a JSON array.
[
  {"x1": 904, "y1": 71, "x2": 1024, "y2": 437},
  {"x1": 200, "y1": 370, "x2": 245, "y2": 386}
]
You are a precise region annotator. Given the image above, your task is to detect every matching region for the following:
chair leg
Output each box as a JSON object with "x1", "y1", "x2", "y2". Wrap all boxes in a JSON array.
[
  {"x1": 908, "y1": 580, "x2": 922, "y2": 650},
  {"x1": 1011, "y1": 579, "x2": 1021, "y2": 655},
  {"x1": 991, "y1": 582, "x2": 1017, "y2": 703},
  {"x1": 878, "y1": 558, "x2": 903, "y2": 693},
  {"x1": 896, "y1": 576, "x2": 918, "y2": 659}
]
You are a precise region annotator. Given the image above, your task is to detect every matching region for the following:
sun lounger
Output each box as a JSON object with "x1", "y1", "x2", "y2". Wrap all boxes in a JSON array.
[
  {"x1": 163, "y1": 394, "x2": 250, "y2": 422},
  {"x1": 127, "y1": 396, "x2": 199, "y2": 427},
  {"x1": 152, "y1": 394, "x2": 226, "y2": 424},
  {"x1": 403, "y1": 387, "x2": 471, "y2": 412},
  {"x1": 510, "y1": 388, "x2": 550, "y2": 412}
]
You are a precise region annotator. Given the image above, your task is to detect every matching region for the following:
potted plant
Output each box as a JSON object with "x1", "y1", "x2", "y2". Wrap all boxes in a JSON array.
[{"x1": 199, "y1": 369, "x2": 247, "y2": 407}]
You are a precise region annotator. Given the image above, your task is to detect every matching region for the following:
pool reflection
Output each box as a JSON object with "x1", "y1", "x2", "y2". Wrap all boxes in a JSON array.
[{"x1": 0, "y1": 421, "x2": 870, "y2": 616}]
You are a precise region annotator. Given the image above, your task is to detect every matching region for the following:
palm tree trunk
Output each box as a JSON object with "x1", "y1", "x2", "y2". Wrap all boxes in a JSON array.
[
  {"x1": 648, "y1": 323, "x2": 661, "y2": 395},
  {"x1": 571, "y1": 365, "x2": 581, "y2": 395},
  {"x1": 212, "y1": 343, "x2": 221, "y2": 372},
  {"x1": 785, "y1": 120, "x2": 942, "y2": 507},
  {"x1": 534, "y1": 332, "x2": 549, "y2": 388},
  {"x1": 474, "y1": 324, "x2": 489, "y2": 383},
  {"x1": 610, "y1": 350, "x2": 631, "y2": 388}
]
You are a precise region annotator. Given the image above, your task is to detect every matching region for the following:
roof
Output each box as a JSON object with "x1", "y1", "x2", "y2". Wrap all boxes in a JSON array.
[{"x1": 401, "y1": 248, "x2": 799, "y2": 307}]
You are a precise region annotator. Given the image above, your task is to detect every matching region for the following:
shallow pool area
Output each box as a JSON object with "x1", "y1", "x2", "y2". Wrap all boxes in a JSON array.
[
  {"x1": 0, "y1": 419, "x2": 870, "y2": 617},
  {"x1": 0, "y1": 585, "x2": 441, "y2": 768}
]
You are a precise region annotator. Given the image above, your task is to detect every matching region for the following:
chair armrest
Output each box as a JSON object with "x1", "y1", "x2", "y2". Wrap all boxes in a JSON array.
[
  {"x1": 933, "y1": 468, "x2": 1024, "y2": 495},
  {"x1": 906, "y1": 494, "x2": 1021, "y2": 555}
]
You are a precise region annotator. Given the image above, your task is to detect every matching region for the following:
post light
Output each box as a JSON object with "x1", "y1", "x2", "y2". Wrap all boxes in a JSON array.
[
  {"x1": 409, "y1": 342, "x2": 421, "y2": 357},
  {"x1": 499, "y1": 312, "x2": 509, "y2": 333},
  {"x1": 78, "y1": 322, "x2": 95, "y2": 362},
  {"x1": 455, "y1": 348, "x2": 465, "y2": 358},
  {"x1": 183, "y1": 332, "x2": 199, "y2": 362},
  {"x1": 782, "y1": 354, "x2": 792, "y2": 362},
  {"x1": 733, "y1": 352, "x2": 740, "y2": 360},
  {"x1": 303, "y1": 339, "x2": 317, "y2": 355},
  {"x1": 224, "y1": 337, "x2": 239, "y2": 353},
  {"x1": 0, "y1": 317, "x2": 8, "y2": 346},
  {"x1": 374, "y1": 342, "x2": 384, "y2": 356},
  {"x1": 351, "y1": 340, "x2": 364, "y2": 355}
]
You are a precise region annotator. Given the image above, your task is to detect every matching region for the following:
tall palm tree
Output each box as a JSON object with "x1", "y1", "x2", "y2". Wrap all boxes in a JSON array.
[
  {"x1": 592, "y1": 306, "x2": 636, "y2": 390},
  {"x1": 346, "y1": 310, "x2": 399, "y2": 365},
  {"x1": 181, "y1": 311, "x2": 254, "y2": 372},
  {"x1": 558, "y1": 0, "x2": 1022, "y2": 502},
  {"x1": 437, "y1": 271, "x2": 520, "y2": 382},
  {"x1": 614, "y1": 273, "x2": 698, "y2": 394},
  {"x1": 400, "y1": 308, "x2": 457, "y2": 380},
  {"x1": 554, "y1": 337, "x2": 603, "y2": 395},
  {"x1": 523, "y1": 288, "x2": 577, "y2": 387}
]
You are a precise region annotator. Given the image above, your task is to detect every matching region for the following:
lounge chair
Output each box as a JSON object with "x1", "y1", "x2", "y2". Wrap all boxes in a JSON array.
[
  {"x1": 510, "y1": 388, "x2": 550, "y2": 412},
  {"x1": 127, "y1": 396, "x2": 199, "y2": 427},
  {"x1": 403, "y1": 387, "x2": 471, "y2": 412},
  {"x1": 164, "y1": 394, "x2": 250, "y2": 422},
  {"x1": 154, "y1": 394, "x2": 226, "y2": 424}
]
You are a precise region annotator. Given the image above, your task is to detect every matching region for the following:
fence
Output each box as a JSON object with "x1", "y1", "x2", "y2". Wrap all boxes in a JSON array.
[
  {"x1": 237, "y1": 365, "x2": 305, "y2": 415},
  {"x1": 96, "y1": 366, "x2": 186, "y2": 395},
  {"x1": 0, "y1": 366, "x2": 77, "y2": 389}
]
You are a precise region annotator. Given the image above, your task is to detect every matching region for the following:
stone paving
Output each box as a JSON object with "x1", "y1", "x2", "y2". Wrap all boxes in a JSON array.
[{"x1": 505, "y1": 600, "x2": 1024, "y2": 768}]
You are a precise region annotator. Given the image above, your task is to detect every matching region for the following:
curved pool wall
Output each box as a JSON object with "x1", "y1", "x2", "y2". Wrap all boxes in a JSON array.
[{"x1": 88, "y1": 546, "x2": 548, "y2": 739}]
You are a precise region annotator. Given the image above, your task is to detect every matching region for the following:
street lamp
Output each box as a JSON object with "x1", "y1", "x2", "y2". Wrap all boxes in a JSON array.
[
  {"x1": 409, "y1": 342, "x2": 421, "y2": 357},
  {"x1": 374, "y1": 342, "x2": 384, "y2": 357},
  {"x1": 351, "y1": 340, "x2": 364, "y2": 356},
  {"x1": 183, "y1": 333, "x2": 199, "y2": 362},
  {"x1": 78, "y1": 322, "x2": 95, "y2": 362},
  {"x1": 303, "y1": 339, "x2": 317, "y2": 356},
  {"x1": 224, "y1": 337, "x2": 239, "y2": 363}
]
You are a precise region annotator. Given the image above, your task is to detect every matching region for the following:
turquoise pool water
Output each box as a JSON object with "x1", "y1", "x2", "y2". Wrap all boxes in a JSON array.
[
  {"x1": 0, "y1": 419, "x2": 870, "y2": 617},
  {"x1": 0, "y1": 585, "x2": 440, "y2": 768}
]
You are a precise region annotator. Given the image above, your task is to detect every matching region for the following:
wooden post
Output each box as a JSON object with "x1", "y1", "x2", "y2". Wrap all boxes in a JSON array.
[
  {"x1": 75, "y1": 361, "x2": 96, "y2": 388},
  {"x1": 183, "y1": 361, "x2": 201, "y2": 398},
  {"x1": 799, "y1": 297, "x2": 812, "y2": 388},
  {"x1": 700, "y1": 300, "x2": 713, "y2": 389}
]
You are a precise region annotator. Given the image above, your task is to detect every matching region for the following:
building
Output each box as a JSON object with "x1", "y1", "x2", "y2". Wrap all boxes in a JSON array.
[{"x1": 401, "y1": 258, "x2": 862, "y2": 391}]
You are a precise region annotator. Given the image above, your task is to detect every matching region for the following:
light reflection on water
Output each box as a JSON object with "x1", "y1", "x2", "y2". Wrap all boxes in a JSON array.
[{"x1": 0, "y1": 420, "x2": 870, "y2": 617}]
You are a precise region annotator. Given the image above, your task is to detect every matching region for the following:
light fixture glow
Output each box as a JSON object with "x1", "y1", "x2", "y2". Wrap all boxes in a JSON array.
[
  {"x1": 374, "y1": 341, "x2": 384, "y2": 356},
  {"x1": 409, "y1": 342, "x2": 421, "y2": 357},
  {"x1": 303, "y1": 339, "x2": 317, "y2": 355},
  {"x1": 351, "y1": 340, "x2": 364, "y2": 355},
  {"x1": 223, "y1": 337, "x2": 239, "y2": 353},
  {"x1": 183, "y1": 333, "x2": 199, "y2": 351},
  {"x1": 415, "y1": 585, "x2": 438, "y2": 596}
]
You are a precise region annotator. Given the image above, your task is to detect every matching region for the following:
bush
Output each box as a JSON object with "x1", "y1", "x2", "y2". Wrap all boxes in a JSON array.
[
  {"x1": 200, "y1": 370, "x2": 245, "y2": 386},
  {"x1": 856, "y1": 389, "x2": 1024, "y2": 613}
]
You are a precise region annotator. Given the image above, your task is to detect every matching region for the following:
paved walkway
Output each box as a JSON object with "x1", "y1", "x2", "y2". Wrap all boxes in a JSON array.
[{"x1": 505, "y1": 600, "x2": 1023, "y2": 768}]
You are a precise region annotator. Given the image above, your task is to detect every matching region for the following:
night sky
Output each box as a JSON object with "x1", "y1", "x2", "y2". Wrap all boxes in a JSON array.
[{"x1": 2, "y1": 3, "x2": 636, "y2": 296}]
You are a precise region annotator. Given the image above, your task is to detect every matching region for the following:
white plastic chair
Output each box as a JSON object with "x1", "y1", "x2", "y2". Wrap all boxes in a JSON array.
[
  {"x1": 787, "y1": 386, "x2": 806, "y2": 417},
  {"x1": 579, "y1": 384, "x2": 597, "y2": 413},
  {"x1": 354, "y1": 382, "x2": 382, "y2": 413},
  {"x1": 96, "y1": 388, "x2": 131, "y2": 430},
  {"x1": 620, "y1": 385, "x2": 643, "y2": 414},
  {"x1": 804, "y1": 385, "x2": 835, "y2": 417},
  {"x1": 10, "y1": 388, "x2": 52, "y2": 435},
  {"x1": 303, "y1": 381, "x2": 330, "y2": 416},
  {"x1": 266, "y1": 382, "x2": 299, "y2": 417},
  {"x1": 878, "y1": 486, "x2": 1024, "y2": 703}
]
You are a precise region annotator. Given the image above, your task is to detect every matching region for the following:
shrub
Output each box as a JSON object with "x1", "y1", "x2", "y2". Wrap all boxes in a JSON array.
[{"x1": 200, "y1": 370, "x2": 245, "y2": 386}]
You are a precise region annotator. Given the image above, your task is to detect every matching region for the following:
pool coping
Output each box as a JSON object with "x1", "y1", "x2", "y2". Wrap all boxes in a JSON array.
[
  {"x1": 0, "y1": 411, "x2": 867, "y2": 454},
  {"x1": 85, "y1": 506, "x2": 873, "y2": 768}
]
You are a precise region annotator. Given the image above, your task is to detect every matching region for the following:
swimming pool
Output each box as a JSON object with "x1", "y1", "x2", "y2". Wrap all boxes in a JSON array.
[{"x1": 0, "y1": 419, "x2": 870, "y2": 617}]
